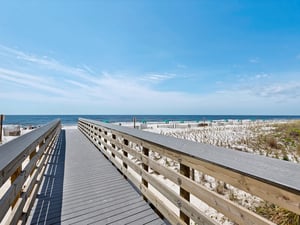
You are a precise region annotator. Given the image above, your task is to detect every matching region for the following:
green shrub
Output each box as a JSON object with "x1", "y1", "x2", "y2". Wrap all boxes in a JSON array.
[
  {"x1": 283, "y1": 154, "x2": 289, "y2": 161},
  {"x1": 290, "y1": 128, "x2": 300, "y2": 138}
]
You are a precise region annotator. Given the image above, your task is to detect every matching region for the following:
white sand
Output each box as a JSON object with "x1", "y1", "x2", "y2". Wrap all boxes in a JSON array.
[
  {"x1": 138, "y1": 119, "x2": 296, "y2": 224},
  {"x1": 143, "y1": 119, "x2": 297, "y2": 162},
  {"x1": 2, "y1": 120, "x2": 295, "y2": 224},
  {"x1": 0, "y1": 128, "x2": 33, "y2": 145},
  {"x1": 62, "y1": 125, "x2": 77, "y2": 130},
  {"x1": 0, "y1": 125, "x2": 78, "y2": 145}
]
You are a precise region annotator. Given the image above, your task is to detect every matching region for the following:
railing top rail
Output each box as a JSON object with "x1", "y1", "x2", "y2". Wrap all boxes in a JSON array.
[
  {"x1": 0, "y1": 119, "x2": 61, "y2": 172},
  {"x1": 79, "y1": 118, "x2": 300, "y2": 193}
]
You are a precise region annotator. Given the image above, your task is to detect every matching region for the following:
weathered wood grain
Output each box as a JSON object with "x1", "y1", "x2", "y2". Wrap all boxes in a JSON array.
[
  {"x1": 78, "y1": 118, "x2": 300, "y2": 225},
  {"x1": 26, "y1": 128, "x2": 166, "y2": 225},
  {"x1": 0, "y1": 120, "x2": 61, "y2": 225}
]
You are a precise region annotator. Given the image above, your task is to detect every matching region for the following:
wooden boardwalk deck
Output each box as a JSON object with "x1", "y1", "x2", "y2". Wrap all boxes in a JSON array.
[{"x1": 26, "y1": 128, "x2": 166, "y2": 225}]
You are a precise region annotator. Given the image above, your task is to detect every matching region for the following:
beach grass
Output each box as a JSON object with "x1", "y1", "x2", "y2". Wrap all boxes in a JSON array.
[
  {"x1": 256, "y1": 203, "x2": 300, "y2": 225},
  {"x1": 145, "y1": 120, "x2": 300, "y2": 224}
]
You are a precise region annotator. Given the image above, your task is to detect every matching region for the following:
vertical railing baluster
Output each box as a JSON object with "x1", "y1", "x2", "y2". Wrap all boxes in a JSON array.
[
  {"x1": 123, "y1": 139, "x2": 129, "y2": 179},
  {"x1": 111, "y1": 134, "x2": 116, "y2": 158},
  {"x1": 142, "y1": 147, "x2": 149, "y2": 201},
  {"x1": 180, "y1": 163, "x2": 190, "y2": 224},
  {"x1": 11, "y1": 167, "x2": 22, "y2": 208}
]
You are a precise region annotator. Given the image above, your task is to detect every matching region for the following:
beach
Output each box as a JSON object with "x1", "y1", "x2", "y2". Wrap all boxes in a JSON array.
[
  {"x1": 1, "y1": 119, "x2": 299, "y2": 224},
  {"x1": 115, "y1": 119, "x2": 299, "y2": 224}
]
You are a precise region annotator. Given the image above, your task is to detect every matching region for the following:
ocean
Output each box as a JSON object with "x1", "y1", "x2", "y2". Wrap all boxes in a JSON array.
[{"x1": 2, "y1": 115, "x2": 300, "y2": 127}]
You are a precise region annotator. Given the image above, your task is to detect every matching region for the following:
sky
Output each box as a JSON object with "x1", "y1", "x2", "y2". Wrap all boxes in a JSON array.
[{"x1": 0, "y1": 0, "x2": 300, "y2": 115}]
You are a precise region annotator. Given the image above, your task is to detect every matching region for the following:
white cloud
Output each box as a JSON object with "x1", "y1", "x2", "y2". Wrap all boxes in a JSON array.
[
  {"x1": 235, "y1": 73, "x2": 270, "y2": 84},
  {"x1": 249, "y1": 57, "x2": 260, "y2": 63},
  {"x1": 2, "y1": 68, "x2": 300, "y2": 114},
  {"x1": 0, "y1": 45, "x2": 97, "y2": 84},
  {"x1": 0, "y1": 68, "x2": 70, "y2": 96},
  {"x1": 65, "y1": 79, "x2": 90, "y2": 89},
  {"x1": 1, "y1": 44, "x2": 300, "y2": 114},
  {"x1": 140, "y1": 73, "x2": 175, "y2": 82},
  {"x1": 177, "y1": 64, "x2": 187, "y2": 69},
  {"x1": 236, "y1": 72, "x2": 299, "y2": 101},
  {"x1": 258, "y1": 82, "x2": 300, "y2": 99},
  {"x1": 254, "y1": 73, "x2": 270, "y2": 79},
  {"x1": 81, "y1": 64, "x2": 97, "y2": 75}
]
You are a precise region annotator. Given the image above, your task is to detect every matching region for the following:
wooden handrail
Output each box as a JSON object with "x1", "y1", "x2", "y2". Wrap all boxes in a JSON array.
[
  {"x1": 78, "y1": 118, "x2": 300, "y2": 225},
  {"x1": 0, "y1": 119, "x2": 61, "y2": 225}
]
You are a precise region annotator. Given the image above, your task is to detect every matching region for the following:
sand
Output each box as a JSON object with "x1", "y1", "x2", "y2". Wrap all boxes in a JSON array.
[
  {"x1": 2, "y1": 120, "x2": 296, "y2": 224},
  {"x1": 0, "y1": 127, "x2": 33, "y2": 145},
  {"x1": 138, "y1": 119, "x2": 298, "y2": 224}
]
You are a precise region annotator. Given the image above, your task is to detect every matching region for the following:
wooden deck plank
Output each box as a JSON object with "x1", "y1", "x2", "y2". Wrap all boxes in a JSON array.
[
  {"x1": 114, "y1": 211, "x2": 162, "y2": 225},
  {"x1": 46, "y1": 198, "x2": 144, "y2": 225},
  {"x1": 143, "y1": 219, "x2": 166, "y2": 225},
  {"x1": 105, "y1": 208, "x2": 154, "y2": 225},
  {"x1": 27, "y1": 128, "x2": 166, "y2": 225},
  {"x1": 64, "y1": 200, "x2": 148, "y2": 224},
  {"x1": 30, "y1": 190, "x2": 138, "y2": 223}
]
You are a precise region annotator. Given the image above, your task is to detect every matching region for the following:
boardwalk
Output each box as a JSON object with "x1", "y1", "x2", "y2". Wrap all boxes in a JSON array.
[{"x1": 26, "y1": 128, "x2": 166, "y2": 225}]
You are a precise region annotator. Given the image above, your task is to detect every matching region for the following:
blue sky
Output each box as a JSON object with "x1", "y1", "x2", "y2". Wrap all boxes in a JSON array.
[{"x1": 0, "y1": 1, "x2": 300, "y2": 115}]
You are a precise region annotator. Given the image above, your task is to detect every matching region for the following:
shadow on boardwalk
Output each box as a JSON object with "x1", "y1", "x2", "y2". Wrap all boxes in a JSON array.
[
  {"x1": 28, "y1": 130, "x2": 66, "y2": 225},
  {"x1": 27, "y1": 129, "x2": 167, "y2": 225}
]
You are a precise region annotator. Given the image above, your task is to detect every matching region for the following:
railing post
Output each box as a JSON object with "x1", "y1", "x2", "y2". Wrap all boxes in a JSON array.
[
  {"x1": 11, "y1": 166, "x2": 22, "y2": 208},
  {"x1": 191, "y1": 168, "x2": 195, "y2": 181},
  {"x1": 142, "y1": 147, "x2": 149, "y2": 201},
  {"x1": 78, "y1": 119, "x2": 300, "y2": 225},
  {"x1": 180, "y1": 163, "x2": 190, "y2": 224},
  {"x1": 123, "y1": 139, "x2": 129, "y2": 179},
  {"x1": 0, "y1": 114, "x2": 3, "y2": 144},
  {"x1": 111, "y1": 134, "x2": 116, "y2": 158}
]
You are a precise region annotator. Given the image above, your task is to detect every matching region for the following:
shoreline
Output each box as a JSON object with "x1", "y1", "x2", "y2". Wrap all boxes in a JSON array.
[
  {"x1": 1, "y1": 119, "x2": 297, "y2": 145},
  {"x1": 1, "y1": 119, "x2": 299, "y2": 224},
  {"x1": 2, "y1": 114, "x2": 300, "y2": 128}
]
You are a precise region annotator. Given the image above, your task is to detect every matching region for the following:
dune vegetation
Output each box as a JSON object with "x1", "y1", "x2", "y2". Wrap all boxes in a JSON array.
[{"x1": 147, "y1": 120, "x2": 300, "y2": 225}]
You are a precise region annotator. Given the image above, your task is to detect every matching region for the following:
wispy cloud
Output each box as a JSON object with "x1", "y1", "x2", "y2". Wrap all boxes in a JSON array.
[
  {"x1": 258, "y1": 82, "x2": 300, "y2": 99},
  {"x1": 0, "y1": 45, "x2": 182, "y2": 112},
  {"x1": 236, "y1": 73, "x2": 270, "y2": 83},
  {"x1": 1, "y1": 44, "x2": 299, "y2": 114},
  {"x1": 234, "y1": 72, "x2": 300, "y2": 103},
  {"x1": 140, "y1": 73, "x2": 175, "y2": 82},
  {"x1": 65, "y1": 79, "x2": 91, "y2": 89},
  {"x1": 249, "y1": 57, "x2": 260, "y2": 63},
  {"x1": 254, "y1": 73, "x2": 270, "y2": 79},
  {"x1": 0, "y1": 45, "x2": 97, "y2": 83},
  {"x1": 0, "y1": 68, "x2": 70, "y2": 96},
  {"x1": 81, "y1": 64, "x2": 97, "y2": 75},
  {"x1": 177, "y1": 64, "x2": 187, "y2": 69}
]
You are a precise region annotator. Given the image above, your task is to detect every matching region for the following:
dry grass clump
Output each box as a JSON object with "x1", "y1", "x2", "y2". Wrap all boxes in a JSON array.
[
  {"x1": 151, "y1": 121, "x2": 300, "y2": 224},
  {"x1": 256, "y1": 202, "x2": 300, "y2": 225},
  {"x1": 266, "y1": 136, "x2": 279, "y2": 149},
  {"x1": 248, "y1": 120, "x2": 300, "y2": 162},
  {"x1": 275, "y1": 121, "x2": 300, "y2": 160}
]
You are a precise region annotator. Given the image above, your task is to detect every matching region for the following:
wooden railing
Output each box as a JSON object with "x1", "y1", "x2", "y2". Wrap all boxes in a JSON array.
[
  {"x1": 0, "y1": 119, "x2": 61, "y2": 225},
  {"x1": 78, "y1": 118, "x2": 300, "y2": 225}
]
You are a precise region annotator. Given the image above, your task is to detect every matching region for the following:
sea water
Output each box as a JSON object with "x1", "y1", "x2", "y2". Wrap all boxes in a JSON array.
[{"x1": 2, "y1": 115, "x2": 300, "y2": 127}]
